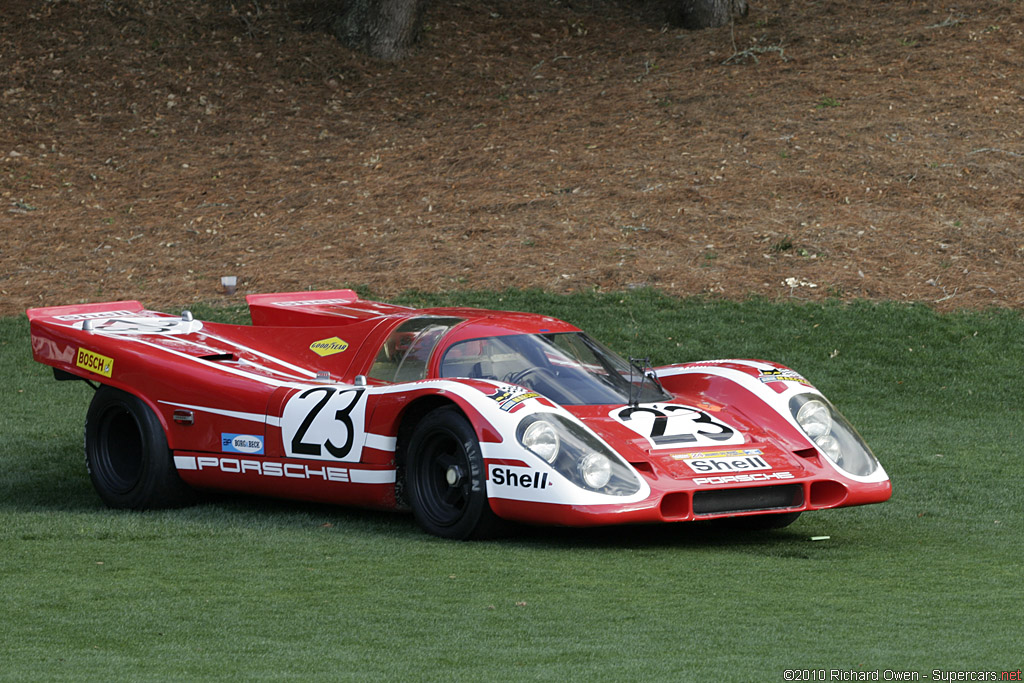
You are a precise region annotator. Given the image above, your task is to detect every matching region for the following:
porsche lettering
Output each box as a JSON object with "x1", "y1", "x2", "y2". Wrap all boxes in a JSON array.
[
  {"x1": 693, "y1": 472, "x2": 795, "y2": 485},
  {"x1": 189, "y1": 456, "x2": 351, "y2": 481}
]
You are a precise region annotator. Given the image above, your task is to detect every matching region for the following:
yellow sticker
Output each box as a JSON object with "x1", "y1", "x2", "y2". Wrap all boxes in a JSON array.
[
  {"x1": 309, "y1": 336, "x2": 349, "y2": 357},
  {"x1": 76, "y1": 347, "x2": 114, "y2": 378}
]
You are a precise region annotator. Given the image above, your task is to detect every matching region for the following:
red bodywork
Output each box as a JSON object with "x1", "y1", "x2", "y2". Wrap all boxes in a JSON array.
[{"x1": 28, "y1": 289, "x2": 891, "y2": 528}]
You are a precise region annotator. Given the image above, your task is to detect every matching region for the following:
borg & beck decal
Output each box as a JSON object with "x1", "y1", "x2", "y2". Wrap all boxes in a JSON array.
[
  {"x1": 221, "y1": 433, "x2": 265, "y2": 455},
  {"x1": 76, "y1": 347, "x2": 114, "y2": 378}
]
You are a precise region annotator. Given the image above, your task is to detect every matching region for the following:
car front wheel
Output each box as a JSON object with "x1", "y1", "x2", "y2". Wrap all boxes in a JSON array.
[{"x1": 405, "y1": 406, "x2": 499, "y2": 540}]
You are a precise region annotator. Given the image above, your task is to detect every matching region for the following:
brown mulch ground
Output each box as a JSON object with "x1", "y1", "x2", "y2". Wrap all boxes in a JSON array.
[{"x1": 2, "y1": 0, "x2": 1022, "y2": 318}]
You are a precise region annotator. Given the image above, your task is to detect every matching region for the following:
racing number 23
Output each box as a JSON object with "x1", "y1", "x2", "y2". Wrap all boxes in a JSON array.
[
  {"x1": 615, "y1": 404, "x2": 739, "y2": 448},
  {"x1": 285, "y1": 387, "x2": 366, "y2": 461}
]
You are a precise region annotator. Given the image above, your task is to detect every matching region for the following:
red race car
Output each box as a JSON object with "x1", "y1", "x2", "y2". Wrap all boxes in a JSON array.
[{"x1": 28, "y1": 290, "x2": 891, "y2": 539}]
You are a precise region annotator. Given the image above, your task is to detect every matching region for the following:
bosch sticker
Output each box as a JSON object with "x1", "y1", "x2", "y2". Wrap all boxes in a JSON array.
[{"x1": 76, "y1": 347, "x2": 114, "y2": 378}]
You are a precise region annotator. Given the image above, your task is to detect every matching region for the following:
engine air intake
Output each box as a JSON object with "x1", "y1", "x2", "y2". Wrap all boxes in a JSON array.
[{"x1": 693, "y1": 484, "x2": 803, "y2": 516}]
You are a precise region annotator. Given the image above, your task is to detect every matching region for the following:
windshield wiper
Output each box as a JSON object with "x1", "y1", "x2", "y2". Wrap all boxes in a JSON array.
[{"x1": 628, "y1": 356, "x2": 653, "y2": 408}]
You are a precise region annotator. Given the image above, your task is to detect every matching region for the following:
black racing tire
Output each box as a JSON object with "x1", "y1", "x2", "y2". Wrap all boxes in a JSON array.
[
  {"x1": 405, "y1": 406, "x2": 499, "y2": 540},
  {"x1": 84, "y1": 386, "x2": 195, "y2": 509}
]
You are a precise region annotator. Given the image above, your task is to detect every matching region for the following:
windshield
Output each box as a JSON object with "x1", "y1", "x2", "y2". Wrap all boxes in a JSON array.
[{"x1": 439, "y1": 332, "x2": 670, "y2": 406}]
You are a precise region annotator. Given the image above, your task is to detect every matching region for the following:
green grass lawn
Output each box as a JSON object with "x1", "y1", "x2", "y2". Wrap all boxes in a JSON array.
[{"x1": 3, "y1": 291, "x2": 1021, "y2": 681}]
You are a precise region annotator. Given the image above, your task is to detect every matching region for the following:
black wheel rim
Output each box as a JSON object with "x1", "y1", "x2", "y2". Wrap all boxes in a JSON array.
[
  {"x1": 95, "y1": 405, "x2": 144, "y2": 494},
  {"x1": 414, "y1": 430, "x2": 472, "y2": 528}
]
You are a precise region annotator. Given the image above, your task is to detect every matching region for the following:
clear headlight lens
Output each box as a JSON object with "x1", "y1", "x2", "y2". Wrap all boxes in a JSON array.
[
  {"x1": 521, "y1": 419, "x2": 559, "y2": 463},
  {"x1": 796, "y1": 399, "x2": 832, "y2": 439},
  {"x1": 578, "y1": 453, "x2": 612, "y2": 489},
  {"x1": 814, "y1": 433, "x2": 841, "y2": 461},
  {"x1": 790, "y1": 394, "x2": 879, "y2": 477},
  {"x1": 516, "y1": 414, "x2": 640, "y2": 495}
]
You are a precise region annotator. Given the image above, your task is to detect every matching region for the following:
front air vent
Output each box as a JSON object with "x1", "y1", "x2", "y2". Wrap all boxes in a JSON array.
[
  {"x1": 629, "y1": 461, "x2": 656, "y2": 478},
  {"x1": 693, "y1": 484, "x2": 803, "y2": 516},
  {"x1": 199, "y1": 353, "x2": 235, "y2": 361}
]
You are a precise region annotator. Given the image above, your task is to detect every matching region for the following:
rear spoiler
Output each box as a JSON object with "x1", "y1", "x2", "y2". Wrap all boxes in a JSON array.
[
  {"x1": 26, "y1": 300, "x2": 145, "y2": 323},
  {"x1": 245, "y1": 289, "x2": 412, "y2": 326}
]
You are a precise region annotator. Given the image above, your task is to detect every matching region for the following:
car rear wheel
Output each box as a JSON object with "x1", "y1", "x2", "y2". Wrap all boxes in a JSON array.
[
  {"x1": 85, "y1": 386, "x2": 195, "y2": 509},
  {"x1": 406, "y1": 406, "x2": 498, "y2": 540}
]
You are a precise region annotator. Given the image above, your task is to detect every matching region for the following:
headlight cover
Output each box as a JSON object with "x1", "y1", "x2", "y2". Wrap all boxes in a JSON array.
[
  {"x1": 790, "y1": 394, "x2": 880, "y2": 477},
  {"x1": 517, "y1": 414, "x2": 640, "y2": 495},
  {"x1": 521, "y1": 419, "x2": 559, "y2": 463}
]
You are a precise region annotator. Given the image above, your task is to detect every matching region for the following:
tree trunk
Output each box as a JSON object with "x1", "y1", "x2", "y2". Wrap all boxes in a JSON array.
[
  {"x1": 331, "y1": 0, "x2": 427, "y2": 61},
  {"x1": 668, "y1": 0, "x2": 748, "y2": 30}
]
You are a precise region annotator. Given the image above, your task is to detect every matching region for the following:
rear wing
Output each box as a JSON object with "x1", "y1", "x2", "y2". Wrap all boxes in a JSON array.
[
  {"x1": 26, "y1": 300, "x2": 145, "y2": 324},
  {"x1": 27, "y1": 301, "x2": 203, "y2": 388},
  {"x1": 246, "y1": 289, "x2": 413, "y2": 326}
]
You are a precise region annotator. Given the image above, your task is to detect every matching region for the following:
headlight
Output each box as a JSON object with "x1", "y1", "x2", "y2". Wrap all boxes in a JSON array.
[
  {"x1": 790, "y1": 394, "x2": 879, "y2": 477},
  {"x1": 521, "y1": 419, "x2": 559, "y2": 463},
  {"x1": 578, "y1": 453, "x2": 612, "y2": 489},
  {"x1": 516, "y1": 414, "x2": 640, "y2": 495},
  {"x1": 796, "y1": 399, "x2": 832, "y2": 439}
]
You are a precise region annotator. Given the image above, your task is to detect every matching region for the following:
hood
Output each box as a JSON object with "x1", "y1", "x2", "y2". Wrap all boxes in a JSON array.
[{"x1": 562, "y1": 400, "x2": 815, "y2": 483}]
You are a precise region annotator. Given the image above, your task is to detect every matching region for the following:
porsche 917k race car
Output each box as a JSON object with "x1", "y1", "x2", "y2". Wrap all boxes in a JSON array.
[{"x1": 28, "y1": 290, "x2": 891, "y2": 539}]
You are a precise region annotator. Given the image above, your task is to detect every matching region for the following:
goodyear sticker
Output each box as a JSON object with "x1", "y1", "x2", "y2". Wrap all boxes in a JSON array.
[
  {"x1": 309, "y1": 336, "x2": 349, "y2": 357},
  {"x1": 76, "y1": 347, "x2": 114, "y2": 378}
]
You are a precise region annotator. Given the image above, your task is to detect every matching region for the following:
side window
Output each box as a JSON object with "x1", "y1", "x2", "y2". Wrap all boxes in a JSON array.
[
  {"x1": 369, "y1": 317, "x2": 463, "y2": 383},
  {"x1": 440, "y1": 337, "x2": 529, "y2": 381}
]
